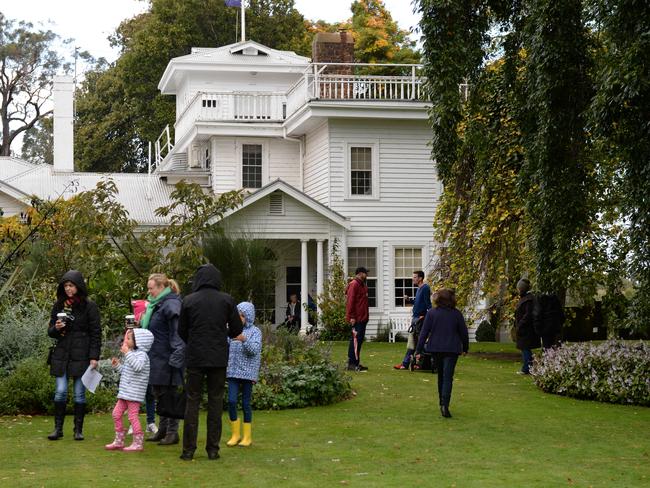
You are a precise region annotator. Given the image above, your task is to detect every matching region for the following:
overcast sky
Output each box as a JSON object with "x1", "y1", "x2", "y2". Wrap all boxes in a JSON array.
[{"x1": 1, "y1": 0, "x2": 421, "y2": 63}]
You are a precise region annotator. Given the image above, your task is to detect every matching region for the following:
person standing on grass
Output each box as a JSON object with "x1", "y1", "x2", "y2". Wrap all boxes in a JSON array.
[
  {"x1": 105, "y1": 327, "x2": 154, "y2": 452},
  {"x1": 178, "y1": 264, "x2": 243, "y2": 461},
  {"x1": 225, "y1": 302, "x2": 262, "y2": 448},
  {"x1": 515, "y1": 278, "x2": 540, "y2": 375},
  {"x1": 141, "y1": 273, "x2": 185, "y2": 445},
  {"x1": 47, "y1": 270, "x2": 101, "y2": 441},
  {"x1": 394, "y1": 270, "x2": 432, "y2": 370},
  {"x1": 415, "y1": 288, "x2": 469, "y2": 418},
  {"x1": 346, "y1": 266, "x2": 370, "y2": 371}
]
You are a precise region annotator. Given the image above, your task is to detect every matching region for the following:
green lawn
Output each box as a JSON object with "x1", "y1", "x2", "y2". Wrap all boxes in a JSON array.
[{"x1": 1, "y1": 342, "x2": 648, "y2": 487}]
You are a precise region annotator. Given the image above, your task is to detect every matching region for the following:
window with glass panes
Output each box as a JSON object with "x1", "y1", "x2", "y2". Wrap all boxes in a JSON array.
[
  {"x1": 242, "y1": 144, "x2": 262, "y2": 188},
  {"x1": 347, "y1": 247, "x2": 377, "y2": 307},
  {"x1": 394, "y1": 248, "x2": 422, "y2": 307},
  {"x1": 350, "y1": 147, "x2": 372, "y2": 195}
]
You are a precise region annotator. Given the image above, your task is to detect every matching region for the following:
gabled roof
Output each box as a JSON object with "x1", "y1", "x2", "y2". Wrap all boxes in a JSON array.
[
  {"x1": 220, "y1": 179, "x2": 351, "y2": 230},
  {"x1": 159, "y1": 40, "x2": 310, "y2": 93}
]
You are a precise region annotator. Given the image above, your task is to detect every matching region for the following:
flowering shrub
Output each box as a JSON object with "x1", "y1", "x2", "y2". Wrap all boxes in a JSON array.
[{"x1": 531, "y1": 340, "x2": 650, "y2": 406}]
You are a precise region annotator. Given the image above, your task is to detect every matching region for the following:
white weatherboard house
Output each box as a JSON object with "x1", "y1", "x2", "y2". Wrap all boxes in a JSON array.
[{"x1": 0, "y1": 34, "x2": 440, "y2": 337}]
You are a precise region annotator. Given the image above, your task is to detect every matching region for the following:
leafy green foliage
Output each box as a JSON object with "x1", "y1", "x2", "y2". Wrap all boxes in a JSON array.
[
  {"x1": 21, "y1": 115, "x2": 53, "y2": 165},
  {"x1": 475, "y1": 320, "x2": 497, "y2": 342},
  {"x1": 0, "y1": 300, "x2": 50, "y2": 375},
  {"x1": 202, "y1": 230, "x2": 276, "y2": 320},
  {"x1": 253, "y1": 325, "x2": 352, "y2": 410},
  {"x1": 152, "y1": 181, "x2": 243, "y2": 287},
  {"x1": 317, "y1": 239, "x2": 349, "y2": 341}
]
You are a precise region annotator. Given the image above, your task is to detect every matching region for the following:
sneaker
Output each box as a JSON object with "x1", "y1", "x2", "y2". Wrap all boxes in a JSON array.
[
  {"x1": 357, "y1": 364, "x2": 369, "y2": 371},
  {"x1": 393, "y1": 364, "x2": 407, "y2": 370},
  {"x1": 346, "y1": 364, "x2": 358, "y2": 371},
  {"x1": 146, "y1": 423, "x2": 158, "y2": 434},
  {"x1": 127, "y1": 425, "x2": 133, "y2": 435},
  {"x1": 516, "y1": 371, "x2": 530, "y2": 375}
]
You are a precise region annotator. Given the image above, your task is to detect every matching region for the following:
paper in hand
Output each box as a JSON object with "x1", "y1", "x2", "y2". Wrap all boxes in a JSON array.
[{"x1": 81, "y1": 365, "x2": 103, "y2": 393}]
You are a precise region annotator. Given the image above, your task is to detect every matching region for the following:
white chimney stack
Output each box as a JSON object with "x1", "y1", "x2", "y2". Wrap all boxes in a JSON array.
[{"x1": 53, "y1": 76, "x2": 74, "y2": 172}]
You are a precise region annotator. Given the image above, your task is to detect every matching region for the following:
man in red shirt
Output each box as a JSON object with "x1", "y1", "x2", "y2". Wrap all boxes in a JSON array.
[{"x1": 346, "y1": 266, "x2": 370, "y2": 371}]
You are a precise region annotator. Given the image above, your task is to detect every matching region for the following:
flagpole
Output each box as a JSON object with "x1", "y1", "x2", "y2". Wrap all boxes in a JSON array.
[{"x1": 241, "y1": 0, "x2": 245, "y2": 42}]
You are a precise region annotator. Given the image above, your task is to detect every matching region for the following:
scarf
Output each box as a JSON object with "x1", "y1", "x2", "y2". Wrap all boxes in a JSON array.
[{"x1": 140, "y1": 287, "x2": 172, "y2": 329}]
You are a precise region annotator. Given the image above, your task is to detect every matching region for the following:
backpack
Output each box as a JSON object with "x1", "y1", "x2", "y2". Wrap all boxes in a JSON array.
[{"x1": 532, "y1": 293, "x2": 565, "y2": 336}]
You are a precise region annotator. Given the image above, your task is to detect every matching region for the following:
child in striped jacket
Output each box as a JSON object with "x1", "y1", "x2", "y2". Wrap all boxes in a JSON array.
[{"x1": 105, "y1": 327, "x2": 154, "y2": 452}]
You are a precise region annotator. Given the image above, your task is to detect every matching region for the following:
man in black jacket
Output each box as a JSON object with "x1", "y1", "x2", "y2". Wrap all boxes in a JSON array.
[
  {"x1": 178, "y1": 264, "x2": 243, "y2": 461},
  {"x1": 515, "y1": 278, "x2": 540, "y2": 375}
]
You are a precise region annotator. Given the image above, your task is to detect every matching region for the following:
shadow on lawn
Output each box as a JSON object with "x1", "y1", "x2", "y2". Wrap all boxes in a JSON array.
[{"x1": 468, "y1": 351, "x2": 520, "y2": 361}]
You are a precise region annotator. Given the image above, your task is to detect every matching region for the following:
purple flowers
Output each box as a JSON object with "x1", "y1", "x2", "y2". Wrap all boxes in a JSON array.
[{"x1": 530, "y1": 340, "x2": 650, "y2": 406}]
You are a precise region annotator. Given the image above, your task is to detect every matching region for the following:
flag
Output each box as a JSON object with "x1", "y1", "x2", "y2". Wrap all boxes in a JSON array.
[{"x1": 225, "y1": 0, "x2": 242, "y2": 6}]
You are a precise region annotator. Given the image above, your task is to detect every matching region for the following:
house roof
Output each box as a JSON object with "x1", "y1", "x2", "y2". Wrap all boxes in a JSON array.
[
  {"x1": 159, "y1": 40, "x2": 310, "y2": 93},
  {"x1": 3, "y1": 162, "x2": 174, "y2": 226},
  {"x1": 219, "y1": 178, "x2": 351, "y2": 230},
  {"x1": 0, "y1": 157, "x2": 40, "y2": 181}
]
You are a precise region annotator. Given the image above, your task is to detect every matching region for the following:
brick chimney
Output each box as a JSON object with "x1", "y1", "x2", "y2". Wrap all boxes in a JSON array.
[
  {"x1": 312, "y1": 31, "x2": 355, "y2": 75},
  {"x1": 53, "y1": 76, "x2": 74, "y2": 172}
]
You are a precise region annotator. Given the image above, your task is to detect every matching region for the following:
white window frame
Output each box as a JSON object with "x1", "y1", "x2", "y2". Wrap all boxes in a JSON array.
[
  {"x1": 347, "y1": 246, "x2": 379, "y2": 310},
  {"x1": 390, "y1": 244, "x2": 428, "y2": 310},
  {"x1": 237, "y1": 139, "x2": 269, "y2": 190},
  {"x1": 345, "y1": 140, "x2": 379, "y2": 200}
]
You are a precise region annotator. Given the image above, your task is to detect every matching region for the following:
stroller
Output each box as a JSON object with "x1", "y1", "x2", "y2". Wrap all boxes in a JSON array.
[{"x1": 408, "y1": 317, "x2": 435, "y2": 372}]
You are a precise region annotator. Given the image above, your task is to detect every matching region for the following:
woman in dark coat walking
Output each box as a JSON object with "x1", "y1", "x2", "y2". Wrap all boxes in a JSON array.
[
  {"x1": 47, "y1": 270, "x2": 101, "y2": 440},
  {"x1": 140, "y1": 273, "x2": 185, "y2": 445},
  {"x1": 415, "y1": 289, "x2": 469, "y2": 418}
]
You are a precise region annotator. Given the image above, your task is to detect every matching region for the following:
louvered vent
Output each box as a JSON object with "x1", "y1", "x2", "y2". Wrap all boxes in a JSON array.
[{"x1": 269, "y1": 192, "x2": 284, "y2": 215}]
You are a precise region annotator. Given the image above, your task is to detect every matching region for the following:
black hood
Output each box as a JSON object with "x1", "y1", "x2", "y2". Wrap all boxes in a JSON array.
[
  {"x1": 57, "y1": 270, "x2": 88, "y2": 301},
  {"x1": 192, "y1": 264, "x2": 222, "y2": 292}
]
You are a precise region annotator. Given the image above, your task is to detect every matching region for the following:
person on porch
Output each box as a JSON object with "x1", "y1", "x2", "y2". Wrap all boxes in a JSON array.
[{"x1": 283, "y1": 293, "x2": 301, "y2": 334}]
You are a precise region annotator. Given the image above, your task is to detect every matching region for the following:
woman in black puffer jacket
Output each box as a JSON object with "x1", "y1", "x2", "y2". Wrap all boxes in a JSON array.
[{"x1": 47, "y1": 270, "x2": 101, "y2": 441}]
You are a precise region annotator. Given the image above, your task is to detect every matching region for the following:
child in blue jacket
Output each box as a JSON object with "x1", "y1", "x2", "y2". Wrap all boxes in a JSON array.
[{"x1": 225, "y1": 302, "x2": 262, "y2": 447}]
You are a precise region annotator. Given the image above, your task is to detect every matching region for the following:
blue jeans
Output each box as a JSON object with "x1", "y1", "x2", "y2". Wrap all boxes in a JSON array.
[
  {"x1": 433, "y1": 353, "x2": 459, "y2": 407},
  {"x1": 521, "y1": 349, "x2": 533, "y2": 374},
  {"x1": 347, "y1": 321, "x2": 368, "y2": 366},
  {"x1": 228, "y1": 378, "x2": 253, "y2": 423},
  {"x1": 54, "y1": 373, "x2": 86, "y2": 403}
]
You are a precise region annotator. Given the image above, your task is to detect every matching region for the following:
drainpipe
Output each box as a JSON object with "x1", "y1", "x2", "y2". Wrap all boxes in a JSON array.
[{"x1": 283, "y1": 127, "x2": 304, "y2": 192}]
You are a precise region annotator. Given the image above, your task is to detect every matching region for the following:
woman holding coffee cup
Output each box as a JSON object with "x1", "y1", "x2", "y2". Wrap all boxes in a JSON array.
[{"x1": 47, "y1": 270, "x2": 101, "y2": 441}]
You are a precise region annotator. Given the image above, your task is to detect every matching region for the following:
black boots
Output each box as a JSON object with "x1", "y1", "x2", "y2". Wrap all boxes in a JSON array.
[
  {"x1": 158, "y1": 432, "x2": 180, "y2": 445},
  {"x1": 48, "y1": 401, "x2": 67, "y2": 440},
  {"x1": 440, "y1": 405, "x2": 452, "y2": 418},
  {"x1": 73, "y1": 403, "x2": 86, "y2": 441}
]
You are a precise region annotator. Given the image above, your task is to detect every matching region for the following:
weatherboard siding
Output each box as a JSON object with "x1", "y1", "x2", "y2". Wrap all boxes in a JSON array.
[{"x1": 303, "y1": 121, "x2": 330, "y2": 206}]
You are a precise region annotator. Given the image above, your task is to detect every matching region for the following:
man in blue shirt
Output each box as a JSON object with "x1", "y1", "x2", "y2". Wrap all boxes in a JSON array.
[{"x1": 394, "y1": 270, "x2": 432, "y2": 369}]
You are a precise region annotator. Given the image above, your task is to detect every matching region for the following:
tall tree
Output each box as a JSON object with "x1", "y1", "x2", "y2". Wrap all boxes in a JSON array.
[
  {"x1": 588, "y1": 0, "x2": 650, "y2": 333},
  {"x1": 75, "y1": 0, "x2": 310, "y2": 172},
  {"x1": 21, "y1": 115, "x2": 53, "y2": 165},
  {"x1": 0, "y1": 14, "x2": 69, "y2": 156}
]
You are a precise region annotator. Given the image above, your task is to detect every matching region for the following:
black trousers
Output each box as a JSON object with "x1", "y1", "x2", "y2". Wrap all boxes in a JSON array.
[
  {"x1": 182, "y1": 367, "x2": 227, "y2": 455},
  {"x1": 433, "y1": 353, "x2": 459, "y2": 407}
]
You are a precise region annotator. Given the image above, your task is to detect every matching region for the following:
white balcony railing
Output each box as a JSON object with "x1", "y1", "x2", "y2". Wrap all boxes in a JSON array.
[
  {"x1": 175, "y1": 91, "x2": 288, "y2": 140},
  {"x1": 173, "y1": 64, "x2": 426, "y2": 139}
]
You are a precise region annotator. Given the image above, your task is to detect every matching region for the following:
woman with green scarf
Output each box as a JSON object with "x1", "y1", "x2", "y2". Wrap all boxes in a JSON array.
[{"x1": 142, "y1": 273, "x2": 185, "y2": 445}]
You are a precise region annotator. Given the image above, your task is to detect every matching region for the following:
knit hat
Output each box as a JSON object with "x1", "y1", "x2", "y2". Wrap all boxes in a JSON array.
[{"x1": 237, "y1": 302, "x2": 255, "y2": 326}]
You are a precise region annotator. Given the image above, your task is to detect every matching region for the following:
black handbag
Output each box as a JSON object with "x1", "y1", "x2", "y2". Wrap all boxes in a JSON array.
[{"x1": 156, "y1": 373, "x2": 186, "y2": 419}]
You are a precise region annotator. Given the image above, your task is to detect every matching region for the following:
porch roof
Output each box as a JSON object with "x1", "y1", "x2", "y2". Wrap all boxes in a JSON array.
[{"x1": 219, "y1": 179, "x2": 351, "y2": 231}]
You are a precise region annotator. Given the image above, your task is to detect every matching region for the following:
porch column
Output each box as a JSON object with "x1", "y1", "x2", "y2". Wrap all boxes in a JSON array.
[
  {"x1": 316, "y1": 239, "x2": 324, "y2": 323},
  {"x1": 300, "y1": 239, "x2": 309, "y2": 334}
]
